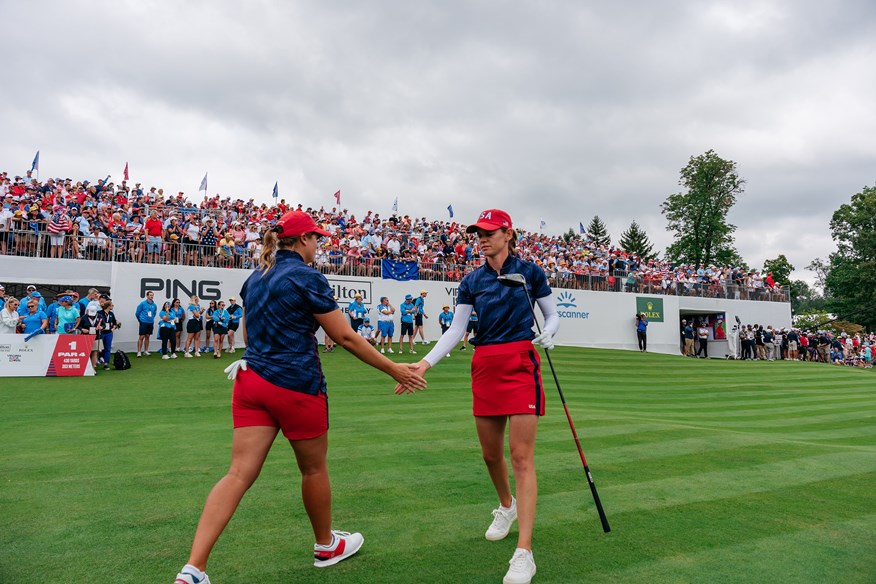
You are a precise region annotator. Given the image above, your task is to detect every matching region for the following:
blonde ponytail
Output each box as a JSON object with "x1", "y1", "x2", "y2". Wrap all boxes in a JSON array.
[{"x1": 258, "y1": 230, "x2": 304, "y2": 274}]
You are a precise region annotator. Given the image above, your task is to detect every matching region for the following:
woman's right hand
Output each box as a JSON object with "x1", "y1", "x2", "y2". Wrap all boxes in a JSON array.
[{"x1": 391, "y1": 362, "x2": 428, "y2": 394}]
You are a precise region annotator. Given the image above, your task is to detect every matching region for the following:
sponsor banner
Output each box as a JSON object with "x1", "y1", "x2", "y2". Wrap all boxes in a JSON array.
[
  {"x1": 636, "y1": 297, "x2": 664, "y2": 322},
  {"x1": 0, "y1": 334, "x2": 95, "y2": 377}
]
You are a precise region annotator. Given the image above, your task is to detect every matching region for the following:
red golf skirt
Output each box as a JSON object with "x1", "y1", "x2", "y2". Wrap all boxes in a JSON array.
[
  {"x1": 232, "y1": 367, "x2": 328, "y2": 440},
  {"x1": 471, "y1": 340, "x2": 545, "y2": 417}
]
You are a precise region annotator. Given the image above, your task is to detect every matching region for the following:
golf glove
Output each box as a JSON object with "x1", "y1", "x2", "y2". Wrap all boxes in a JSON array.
[
  {"x1": 224, "y1": 359, "x2": 248, "y2": 380},
  {"x1": 533, "y1": 331, "x2": 555, "y2": 350}
]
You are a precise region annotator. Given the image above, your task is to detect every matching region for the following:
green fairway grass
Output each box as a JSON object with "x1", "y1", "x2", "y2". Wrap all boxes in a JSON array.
[{"x1": 1, "y1": 347, "x2": 874, "y2": 583}]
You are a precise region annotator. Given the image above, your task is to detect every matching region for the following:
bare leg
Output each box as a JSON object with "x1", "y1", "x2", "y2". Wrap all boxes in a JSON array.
[
  {"x1": 290, "y1": 433, "x2": 333, "y2": 545},
  {"x1": 508, "y1": 414, "x2": 538, "y2": 551},
  {"x1": 475, "y1": 416, "x2": 513, "y2": 508},
  {"x1": 187, "y1": 426, "x2": 278, "y2": 570}
]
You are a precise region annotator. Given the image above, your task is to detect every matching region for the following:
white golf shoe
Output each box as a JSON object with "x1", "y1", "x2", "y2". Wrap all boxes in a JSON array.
[
  {"x1": 503, "y1": 548, "x2": 536, "y2": 584},
  {"x1": 313, "y1": 530, "x2": 364, "y2": 567},
  {"x1": 485, "y1": 499, "x2": 517, "y2": 541}
]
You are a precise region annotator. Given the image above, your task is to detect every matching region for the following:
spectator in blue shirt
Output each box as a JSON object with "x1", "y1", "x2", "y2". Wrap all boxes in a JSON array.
[
  {"x1": 636, "y1": 313, "x2": 648, "y2": 352},
  {"x1": 183, "y1": 295, "x2": 204, "y2": 358},
  {"x1": 438, "y1": 304, "x2": 454, "y2": 358},
  {"x1": 21, "y1": 298, "x2": 48, "y2": 335},
  {"x1": 158, "y1": 301, "x2": 179, "y2": 359},
  {"x1": 347, "y1": 293, "x2": 367, "y2": 331},
  {"x1": 171, "y1": 298, "x2": 186, "y2": 354},
  {"x1": 18, "y1": 285, "x2": 47, "y2": 316},
  {"x1": 225, "y1": 296, "x2": 243, "y2": 354},
  {"x1": 135, "y1": 291, "x2": 157, "y2": 357},
  {"x1": 460, "y1": 309, "x2": 479, "y2": 351},
  {"x1": 55, "y1": 295, "x2": 80, "y2": 334},
  {"x1": 413, "y1": 290, "x2": 429, "y2": 345},
  {"x1": 399, "y1": 294, "x2": 417, "y2": 354},
  {"x1": 211, "y1": 300, "x2": 231, "y2": 358},
  {"x1": 44, "y1": 293, "x2": 61, "y2": 334},
  {"x1": 376, "y1": 296, "x2": 395, "y2": 354},
  {"x1": 356, "y1": 317, "x2": 377, "y2": 346}
]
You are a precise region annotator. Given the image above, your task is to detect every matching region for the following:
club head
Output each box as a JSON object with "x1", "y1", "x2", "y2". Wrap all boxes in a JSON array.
[
  {"x1": 735, "y1": 315, "x2": 742, "y2": 325},
  {"x1": 497, "y1": 273, "x2": 526, "y2": 287}
]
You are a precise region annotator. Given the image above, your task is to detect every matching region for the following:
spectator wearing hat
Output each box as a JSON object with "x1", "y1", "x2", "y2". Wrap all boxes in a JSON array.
[
  {"x1": 635, "y1": 313, "x2": 648, "y2": 352},
  {"x1": 682, "y1": 320, "x2": 695, "y2": 357},
  {"x1": 199, "y1": 218, "x2": 220, "y2": 266},
  {"x1": 399, "y1": 293, "x2": 417, "y2": 354},
  {"x1": 135, "y1": 290, "x2": 157, "y2": 357},
  {"x1": 376, "y1": 296, "x2": 395, "y2": 354},
  {"x1": 18, "y1": 285, "x2": 47, "y2": 316},
  {"x1": 438, "y1": 304, "x2": 454, "y2": 357},
  {"x1": 78, "y1": 303, "x2": 106, "y2": 370},
  {"x1": 413, "y1": 290, "x2": 429, "y2": 345},
  {"x1": 55, "y1": 295, "x2": 81, "y2": 334},
  {"x1": 347, "y1": 293, "x2": 366, "y2": 331},
  {"x1": 226, "y1": 296, "x2": 243, "y2": 353},
  {"x1": 356, "y1": 317, "x2": 377, "y2": 346},
  {"x1": 165, "y1": 217, "x2": 184, "y2": 264}
]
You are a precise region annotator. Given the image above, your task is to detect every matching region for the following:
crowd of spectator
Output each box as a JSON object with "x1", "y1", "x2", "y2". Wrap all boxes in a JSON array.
[
  {"x1": 1, "y1": 169, "x2": 788, "y2": 301},
  {"x1": 726, "y1": 323, "x2": 874, "y2": 368}
]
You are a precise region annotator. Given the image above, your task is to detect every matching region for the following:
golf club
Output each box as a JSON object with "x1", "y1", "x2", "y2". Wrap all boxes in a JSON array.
[{"x1": 497, "y1": 273, "x2": 611, "y2": 533}]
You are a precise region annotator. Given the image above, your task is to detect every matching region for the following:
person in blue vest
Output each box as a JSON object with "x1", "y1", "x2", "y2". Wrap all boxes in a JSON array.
[
  {"x1": 211, "y1": 300, "x2": 231, "y2": 359},
  {"x1": 401, "y1": 208, "x2": 559, "y2": 584},
  {"x1": 413, "y1": 290, "x2": 429, "y2": 344},
  {"x1": 347, "y1": 293, "x2": 366, "y2": 331},
  {"x1": 225, "y1": 296, "x2": 243, "y2": 353},
  {"x1": 158, "y1": 301, "x2": 179, "y2": 359},
  {"x1": 398, "y1": 293, "x2": 417, "y2": 354},
  {"x1": 135, "y1": 290, "x2": 157, "y2": 357},
  {"x1": 172, "y1": 210, "x2": 427, "y2": 584},
  {"x1": 44, "y1": 293, "x2": 62, "y2": 334},
  {"x1": 460, "y1": 309, "x2": 479, "y2": 350}
]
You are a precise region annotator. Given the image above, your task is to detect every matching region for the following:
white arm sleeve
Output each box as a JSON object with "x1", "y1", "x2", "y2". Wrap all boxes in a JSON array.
[
  {"x1": 423, "y1": 304, "x2": 473, "y2": 367},
  {"x1": 536, "y1": 295, "x2": 560, "y2": 337}
]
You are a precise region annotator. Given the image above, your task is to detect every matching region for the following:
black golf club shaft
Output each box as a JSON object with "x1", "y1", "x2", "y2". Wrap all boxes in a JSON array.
[{"x1": 520, "y1": 286, "x2": 611, "y2": 533}]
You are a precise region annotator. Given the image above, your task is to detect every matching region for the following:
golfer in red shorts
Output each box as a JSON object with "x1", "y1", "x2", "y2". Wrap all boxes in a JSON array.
[
  {"x1": 402, "y1": 209, "x2": 559, "y2": 584},
  {"x1": 173, "y1": 210, "x2": 427, "y2": 584}
]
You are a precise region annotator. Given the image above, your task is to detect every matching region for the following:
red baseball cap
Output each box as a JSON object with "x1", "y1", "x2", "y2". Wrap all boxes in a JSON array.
[
  {"x1": 275, "y1": 211, "x2": 331, "y2": 237},
  {"x1": 466, "y1": 209, "x2": 513, "y2": 233}
]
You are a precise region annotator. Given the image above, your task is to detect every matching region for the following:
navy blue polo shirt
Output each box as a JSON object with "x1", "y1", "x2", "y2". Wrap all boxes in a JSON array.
[
  {"x1": 240, "y1": 250, "x2": 338, "y2": 395},
  {"x1": 456, "y1": 255, "x2": 551, "y2": 347}
]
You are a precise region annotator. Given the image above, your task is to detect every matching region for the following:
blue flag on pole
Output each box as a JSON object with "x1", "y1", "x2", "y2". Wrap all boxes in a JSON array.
[
  {"x1": 199, "y1": 173, "x2": 208, "y2": 193},
  {"x1": 381, "y1": 259, "x2": 419, "y2": 281},
  {"x1": 272, "y1": 181, "x2": 279, "y2": 199},
  {"x1": 447, "y1": 204, "x2": 454, "y2": 218},
  {"x1": 31, "y1": 150, "x2": 40, "y2": 172},
  {"x1": 579, "y1": 221, "x2": 586, "y2": 235}
]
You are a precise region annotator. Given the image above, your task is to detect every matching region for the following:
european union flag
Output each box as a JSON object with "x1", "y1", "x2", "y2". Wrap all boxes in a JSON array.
[{"x1": 382, "y1": 259, "x2": 419, "y2": 281}]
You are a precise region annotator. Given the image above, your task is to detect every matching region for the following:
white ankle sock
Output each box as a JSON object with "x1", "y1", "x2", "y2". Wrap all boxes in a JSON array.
[{"x1": 182, "y1": 564, "x2": 205, "y2": 578}]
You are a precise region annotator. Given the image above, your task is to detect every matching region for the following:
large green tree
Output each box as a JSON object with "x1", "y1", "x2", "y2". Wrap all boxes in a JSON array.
[
  {"x1": 661, "y1": 150, "x2": 745, "y2": 267},
  {"x1": 763, "y1": 254, "x2": 794, "y2": 285},
  {"x1": 824, "y1": 184, "x2": 876, "y2": 329},
  {"x1": 789, "y1": 279, "x2": 826, "y2": 314},
  {"x1": 586, "y1": 215, "x2": 611, "y2": 246},
  {"x1": 618, "y1": 220, "x2": 655, "y2": 259}
]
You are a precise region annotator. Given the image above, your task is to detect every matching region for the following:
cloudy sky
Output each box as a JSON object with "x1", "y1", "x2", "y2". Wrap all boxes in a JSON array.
[{"x1": 4, "y1": 0, "x2": 875, "y2": 283}]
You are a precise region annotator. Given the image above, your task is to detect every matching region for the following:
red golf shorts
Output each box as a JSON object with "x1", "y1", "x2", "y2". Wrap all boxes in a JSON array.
[
  {"x1": 232, "y1": 367, "x2": 328, "y2": 440},
  {"x1": 471, "y1": 340, "x2": 545, "y2": 417}
]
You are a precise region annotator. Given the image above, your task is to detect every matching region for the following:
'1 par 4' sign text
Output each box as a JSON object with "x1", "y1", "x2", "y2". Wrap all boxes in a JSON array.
[{"x1": 636, "y1": 297, "x2": 664, "y2": 322}]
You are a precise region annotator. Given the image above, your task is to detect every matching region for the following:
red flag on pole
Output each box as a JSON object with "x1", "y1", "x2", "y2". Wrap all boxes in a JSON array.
[
  {"x1": 123, "y1": 162, "x2": 129, "y2": 181},
  {"x1": 333, "y1": 190, "x2": 341, "y2": 205}
]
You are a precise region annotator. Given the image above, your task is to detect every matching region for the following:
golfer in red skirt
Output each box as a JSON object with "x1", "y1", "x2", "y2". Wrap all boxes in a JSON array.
[{"x1": 402, "y1": 209, "x2": 559, "y2": 584}]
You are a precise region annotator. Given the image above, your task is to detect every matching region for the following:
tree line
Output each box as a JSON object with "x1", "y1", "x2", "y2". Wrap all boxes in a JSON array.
[{"x1": 567, "y1": 151, "x2": 875, "y2": 330}]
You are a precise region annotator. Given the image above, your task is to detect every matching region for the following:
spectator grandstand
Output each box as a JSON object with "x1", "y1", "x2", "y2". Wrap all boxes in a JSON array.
[{"x1": 0, "y1": 170, "x2": 789, "y2": 302}]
